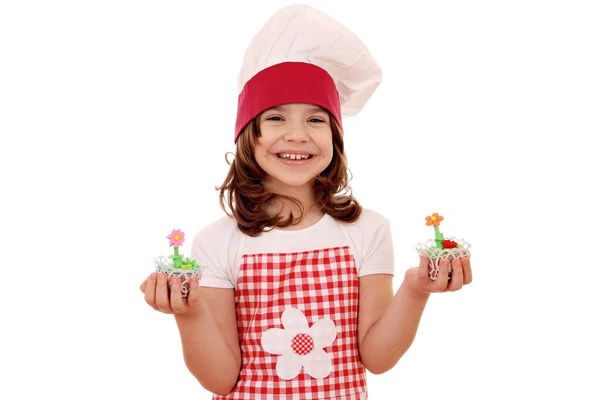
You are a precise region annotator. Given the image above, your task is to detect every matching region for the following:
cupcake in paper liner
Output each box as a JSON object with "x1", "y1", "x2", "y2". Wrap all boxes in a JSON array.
[
  {"x1": 415, "y1": 213, "x2": 471, "y2": 281},
  {"x1": 155, "y1": 229, "x2": 203, "y2": 298}
]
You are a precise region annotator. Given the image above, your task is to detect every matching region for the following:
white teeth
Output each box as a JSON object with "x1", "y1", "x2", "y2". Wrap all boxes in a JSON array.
[{"x1": 278, "y1": 153, "x2": 310, "y2": 160}]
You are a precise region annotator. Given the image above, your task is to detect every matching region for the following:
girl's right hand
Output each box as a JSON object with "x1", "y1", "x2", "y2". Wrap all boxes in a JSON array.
[{"x1": 140, "y1": 272, "x2": 201, "y2": 316}]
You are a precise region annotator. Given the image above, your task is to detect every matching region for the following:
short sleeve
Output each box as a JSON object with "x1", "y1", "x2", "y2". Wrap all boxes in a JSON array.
[
  {"x1": 190, "y1": 217, "x2": 240, "y2": 289},
  {"x1": 358, "y1": 217, "x2": 395, "y2": 277},
  {"x1": 343, "y1": 208, "x2": 395, "y2": 277}
]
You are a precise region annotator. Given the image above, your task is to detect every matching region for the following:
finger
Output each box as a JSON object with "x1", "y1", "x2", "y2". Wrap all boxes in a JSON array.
[
  {"x1": 155, "y1": 273, "x2": 173, "y2": 313},
  {"x1": 170, "y1": 276, "x2": 185, "y2": 313},
  {"x1": 434, "y1": 259, "x2": 450, "y2": 292},
  {"x1": 445, "y1": 258, "x2": 464, "y2": 292},
  {"x1": 140, "y1": 273, "x2": 152, "y2": 293},
  {"x1": 418, "y1": 254, "x2": 430, "y2": 282},
  {"x1": 462, "y1": 256, "x2": 473, "y2": 284},
  {"x1": 187, "y1": 276, "x2": 201, "y2": 308},
  {"x1": 144, "y1": 273, "x2": 159, "y2": 310}
]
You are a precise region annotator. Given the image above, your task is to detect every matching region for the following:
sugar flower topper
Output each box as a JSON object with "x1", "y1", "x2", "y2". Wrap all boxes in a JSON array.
[
  {"x1": 165, "y1": 229, "x2": 199, "y2": 270},
  {"x1": 425, "y1": 213, "x2": 444, "y2": 227},
  {"x1": 168, "y1": 229, "x2": 185, "y2": 248},
  {"x1": 425, "y1": 213, "x2": 448, "y2": 249}
]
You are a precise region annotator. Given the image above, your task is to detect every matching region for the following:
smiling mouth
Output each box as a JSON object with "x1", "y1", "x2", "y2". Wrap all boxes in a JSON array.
[{"x1": 276, "y1": 153, "x2": 314, "y2": 160}]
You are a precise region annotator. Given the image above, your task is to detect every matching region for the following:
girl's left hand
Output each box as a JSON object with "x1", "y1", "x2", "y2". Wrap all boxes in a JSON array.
[{"x1": 405, "y1": 255, "x2": 473, "y2": 294}]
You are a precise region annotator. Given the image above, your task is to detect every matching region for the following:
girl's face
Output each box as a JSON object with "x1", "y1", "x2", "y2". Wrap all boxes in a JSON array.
[{"x1": 255, "y1": 103, "x2": 334, "y2": 191}]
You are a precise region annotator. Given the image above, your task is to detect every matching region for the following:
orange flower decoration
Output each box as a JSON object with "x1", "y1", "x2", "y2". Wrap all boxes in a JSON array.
[{"x1": 425, "y1": 213, "x2": 444, "y2": 227}]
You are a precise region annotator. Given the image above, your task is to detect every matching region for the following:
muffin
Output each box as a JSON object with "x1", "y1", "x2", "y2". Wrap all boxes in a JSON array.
[
  {"x1": 415, "y1": 213, "x2": 471, "y2": 281},
  {"x1": 154, "y1": 229, "x2": 202, "y2": 297}
]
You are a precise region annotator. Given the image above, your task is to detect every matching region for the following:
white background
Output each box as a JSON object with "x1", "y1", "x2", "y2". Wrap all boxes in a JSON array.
[{"x1": 1, "y1": 1, "x2": 598, "y2": 399}]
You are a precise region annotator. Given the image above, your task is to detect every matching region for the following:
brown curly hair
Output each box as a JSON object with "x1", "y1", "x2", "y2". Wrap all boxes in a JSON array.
[{"x1": 217, "y1": 112, "x2": 362, "y2": 236}]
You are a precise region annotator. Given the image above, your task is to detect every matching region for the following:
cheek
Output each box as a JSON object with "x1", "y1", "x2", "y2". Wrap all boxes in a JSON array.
[
  {"x1": 255, "y1": 134, "x2": 277, "y2": 155},
  {"x1": 255, "y1": 150, "x2": 271, "y2": 168},
  {"x1": 316, "y1": 138, "x2": 334, "y2": 158},
  {"x1": 254, "y1": 140, "x2": 271, "y2": 159}
]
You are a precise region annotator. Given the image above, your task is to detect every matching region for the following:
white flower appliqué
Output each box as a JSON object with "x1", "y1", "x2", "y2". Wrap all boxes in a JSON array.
[{"x1": 261, "y1": 307, "x2": 337, "y2": 380}]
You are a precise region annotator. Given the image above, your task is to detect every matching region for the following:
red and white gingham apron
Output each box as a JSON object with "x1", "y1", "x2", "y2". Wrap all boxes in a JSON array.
[{"x1": 213, "y1": 246, "x2": 367, "y2": 399}]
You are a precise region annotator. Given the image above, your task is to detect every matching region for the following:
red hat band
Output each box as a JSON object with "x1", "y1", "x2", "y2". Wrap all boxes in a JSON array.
[{"x1": 234, "y1": 62, "x2": 342, "y2": 143}]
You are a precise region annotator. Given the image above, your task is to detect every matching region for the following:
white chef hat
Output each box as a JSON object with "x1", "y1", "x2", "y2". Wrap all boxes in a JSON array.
[{"x1": 234, "y1": 4, "x2": 382, "y2": 143}]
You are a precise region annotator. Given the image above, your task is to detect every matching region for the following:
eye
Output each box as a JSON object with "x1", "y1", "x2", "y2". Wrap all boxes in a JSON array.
[
  {"x1": 309, "y1": 118, "x2": 326, "y2": 123},
  {"x1": 266, "y1": 116, "x2": 283, "y2": 121}
]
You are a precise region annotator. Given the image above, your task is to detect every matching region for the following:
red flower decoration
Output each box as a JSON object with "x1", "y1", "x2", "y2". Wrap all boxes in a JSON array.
[{"x1": 442, "y1": 240, "x2": 457, "y2": 249}]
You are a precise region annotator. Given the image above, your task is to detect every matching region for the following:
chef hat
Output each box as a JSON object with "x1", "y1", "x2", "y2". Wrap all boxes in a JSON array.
[{"x1": 234, "y1": 4, "x2": 382, "y2": 143}]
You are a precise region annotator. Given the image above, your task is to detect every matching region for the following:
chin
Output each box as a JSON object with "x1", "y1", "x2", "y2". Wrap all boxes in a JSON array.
[{"x1": 271, "y1": 174, "x2": 316, "y2": 188}]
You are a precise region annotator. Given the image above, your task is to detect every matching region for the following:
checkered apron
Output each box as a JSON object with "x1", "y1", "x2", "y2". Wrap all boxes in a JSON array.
[{"x1": 213, "y1": 246, "x2": 367, "y2": 399}]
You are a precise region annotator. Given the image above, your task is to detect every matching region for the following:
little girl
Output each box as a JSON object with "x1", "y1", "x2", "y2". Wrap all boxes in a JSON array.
[{"x1": 141, "y1": 5, "x2": 472, "y2": 399}]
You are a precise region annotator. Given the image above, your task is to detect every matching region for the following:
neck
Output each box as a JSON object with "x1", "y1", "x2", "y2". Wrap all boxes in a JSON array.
[{"x1": 263, "y1": 180, "x2": 323, "y2": 229}]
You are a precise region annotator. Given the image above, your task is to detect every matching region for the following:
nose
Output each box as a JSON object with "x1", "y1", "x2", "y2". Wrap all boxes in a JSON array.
[{"x1": 283, "y1": 121, "x2": 309, "y2": 142}]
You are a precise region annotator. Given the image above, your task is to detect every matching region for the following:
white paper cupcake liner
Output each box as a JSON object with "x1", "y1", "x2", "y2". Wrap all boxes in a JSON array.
[
  {"x1": 415, "y1": 238, "x2": 471, "y2": 281},
  {"x1": 154, "y1": 256, "x2": 203, "y2": 298}
]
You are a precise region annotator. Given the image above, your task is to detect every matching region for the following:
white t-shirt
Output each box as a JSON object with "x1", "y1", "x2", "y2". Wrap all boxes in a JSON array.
[{"x1": 192, "y1": 208, "x2": 395, "y2": 289}]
